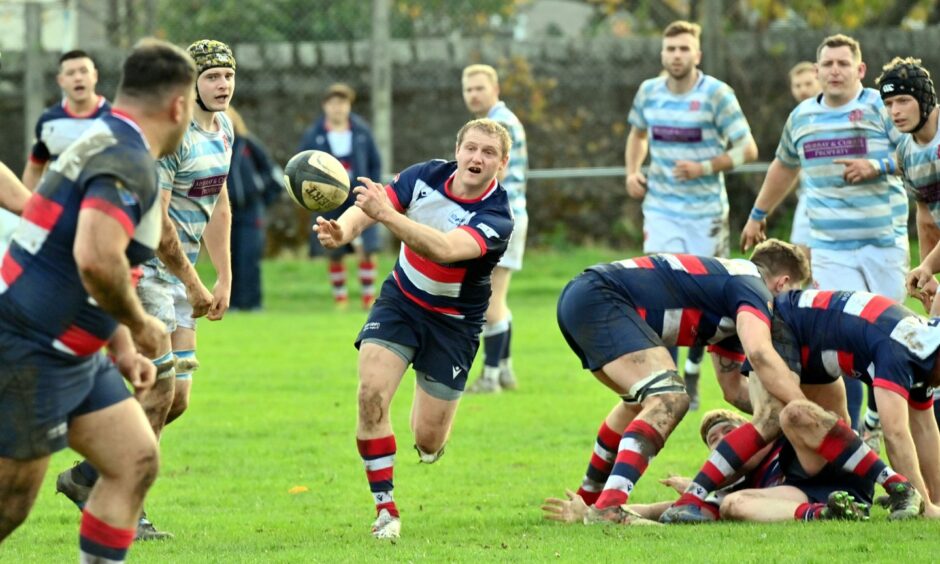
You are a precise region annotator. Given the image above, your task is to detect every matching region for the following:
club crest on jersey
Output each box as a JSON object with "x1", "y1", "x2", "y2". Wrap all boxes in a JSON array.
[
  {"x1": 848, "y1": 109, "x2": 864, "y2": 122},
  {"x1": 690, "y1": 100, "x2": 701, "y2": 111},
  {"x1": 448, "y1": 209, "x2": 476, "y2": 226}
]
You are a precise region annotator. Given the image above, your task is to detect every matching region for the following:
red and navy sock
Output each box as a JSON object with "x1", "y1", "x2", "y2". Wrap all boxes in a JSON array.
[
  {"x1": 328, "y1": 262, "x2": 347, "y2": 303},
  {"x1": 674, "y1": 422, "x2": 767, "y2": 510},
  {"x1": 79, "y1": 510, "x2": 135, "y2": 563},
  {"x1": 358, "y1": 260, "x2": 376, "y2": 307},
  {"x1": 576, "y1": 420, "x2": 622, "y2": 506},
  {"x1": 594, "y1": 419, "x2": 665, "y2": 509},
  {"x1": 817, "y1": 420, "x2": 907, "y2": 490},
  {"x1": 794, "y1": 502, "x2": 827, "y2": 521},
  {"x1": 357, "y1": 434, "x2": 399, "y2": 518}
]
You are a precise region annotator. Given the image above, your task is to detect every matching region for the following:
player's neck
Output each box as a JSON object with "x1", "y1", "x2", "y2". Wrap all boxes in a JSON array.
[
  {"x1": 66, "y1": 94, "x2": 98, "y2": 116},
  {"x1": 913, "y1": 109, "x2": 939, "y2": 145},
  {"x1": 666, "y1": 68, "x2": 699, "y2": 95},
  {"x1": 821, "y1": 84, "x2": 862, "y2": 108},
  {"x1": 326, "y1": 117, "x2": 350, "y2": 131},
  {"x1": 193, "y1": 105, "x2": 218, "y2": 131}
]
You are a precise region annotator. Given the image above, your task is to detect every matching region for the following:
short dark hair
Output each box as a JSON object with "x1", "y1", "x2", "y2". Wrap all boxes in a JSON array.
[
  {"x1": 59, "y1": 49, "x2": 94, "y2": 67},
  {"x1": 117, "y1": 38, "x2": 196, "y2": 105}
]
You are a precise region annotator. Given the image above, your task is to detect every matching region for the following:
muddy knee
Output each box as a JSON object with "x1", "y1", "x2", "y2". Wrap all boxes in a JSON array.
[
  {"x1": 357, "y1": 385, "x2": 390, "y2": 431},
  {"x1": 780, "y1": 399, "x2": 831, "y2": 433}
]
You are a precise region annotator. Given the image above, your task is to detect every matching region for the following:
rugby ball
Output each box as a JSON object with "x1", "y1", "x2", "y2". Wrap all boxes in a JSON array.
[{"x1": 283, "y1": 150, "x2": 350, "y2": 212}]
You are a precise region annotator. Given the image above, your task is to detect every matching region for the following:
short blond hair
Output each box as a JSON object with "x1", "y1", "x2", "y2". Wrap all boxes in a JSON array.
[
  {"x1": 663, "y1": 20, "x2": 701, "y2": 41},
  {"x1": 462, "y1": 64, "x2": 499, "y2": 86},
  {"x1": 456, "y1": 118, "x2": 511, "y2": 159},
  {"x1": 788, "y1": 61, "x2": 815, "y2": 80},
  {"x1": 699, "y1": 409, "x2": 749, "y2": 446},
  {"x1": 879, "y1": 56, "x2": 929, "y2": 78},
  {"x1": 817, "y1": 34, "x2": 862, "y2": 62},
  {"x1": 750, "y1": 238, "x2": 811, "y2": 286}
]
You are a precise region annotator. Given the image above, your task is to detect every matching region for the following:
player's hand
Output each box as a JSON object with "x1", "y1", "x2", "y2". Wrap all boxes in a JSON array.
[
  {"x1": 129, "y1": 313, "x2": 167, "y2": 360},
  {"x1": 833, "y1": 159, "x2": 879, "y2": 184},
  {"x1": 906, "y1": 265, "x2": 937, "y2": 301},
  {"x1": 740, "y1": 218, "x2": 767, "y2": 252},
  {"x1": 354, "y1": 176, "x2": 393, "y2": 221},
  {"x1": 207, "y1": 279, "x2": 231, "y2": 321},
  {"x1": 541, "y1": 489, "x2": 588, "y2": 524},
  {"x1": 115, "y1": 350, "x2": 156, "y2": 393},
  {"x1": 659, "y1": 475, "x2": 692, "y2": 494},
  {"x1": 313, "y1": 216, "x2": 344, "y2": 249},
  {"x1": 673, "y1": 160, "x2": 705, "y2": 181},
  {"x1": 626, "y1": 172, "x2": 647, "y2": 199},
  {"x1": 185, "y1": 280, "x2": 214, "y2": 318}
]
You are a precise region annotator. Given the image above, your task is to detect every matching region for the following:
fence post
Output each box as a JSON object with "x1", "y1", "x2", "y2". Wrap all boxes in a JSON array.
[
  {"x1": 371, "y1": 0, "x2": 392, "y2": 177},
  {"x1": 701, "y1": 0, "x2": 726, "y2": 79},
  {"x1": 23, "y1": 1, "x2": 43, "y2": 161}
]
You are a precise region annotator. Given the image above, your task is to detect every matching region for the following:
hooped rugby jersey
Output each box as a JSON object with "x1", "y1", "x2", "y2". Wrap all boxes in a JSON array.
[
  {"x1": 145, "y1": 112, "x2": 234, "y2": 282},
  {"x1": 383, "y1": 160, "x2": 513, "y2": 323},
  {"x1": 628, "y1": 72, "x2": 752, "y2": 220},
  {"x1": 896, "y1": 112, "x2": 940, "y2": 228},
  {"x1": 487, "y1": 101, "x2": 528, "y2": 218},
  {"x1": 0, "y1": 111, "x2": 162, "y2": 358},
  {"x1": 587, "y1": 254, "x2": 774, "y2": 360},
  {"x1": 776, "y1": 88, "x2": 906, "y2": 250},
  {"x1": 29, "y1": 96, "x2": 111, "y2": 165},
  {"x1": 774, "y1": 289, "x2": 940, "y2": 408}
]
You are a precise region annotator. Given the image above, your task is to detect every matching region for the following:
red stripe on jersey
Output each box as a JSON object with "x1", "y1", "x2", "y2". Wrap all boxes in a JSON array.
[
  {"x1": 859, "y1": 295, "x2": 893, "y2": 323},
  {"x1": 677, "y1": 308, "x2": 703, "y2": 345},
  {"x1": 57, "y1": 324, "x2": 108, "y2": 356},
  {"x1": 707, "y1": 344, "x2": 746, "y2": 363},
  {"x1": 635, "y1": 307, "x2": 647, "y2": 320},
  {"x1": 872, "y1": 377, "x2": 910, "y2": 400},
  {"x1": 457, "y1": 225, "x2": 487, "y2": 257},
  {"x1": 837, "y1": 350, "x2": 854, "y2": 377},
  {"x1": 0, "y1": 253, "x2": 23, "y2": 286},
  {"x1": 403, "y1": 246, "x2": 467, "y2": 283},
  {"x1": 676, "y1": 254, "x2": 708, "y2": 275},
  {"x1": 909, "y1": 396, "x2": 934, "y2": 411},
  {"x1": 393, "y1": 272, "x2": 462, "y2": 316},
  {"x1": 801, "y1": 346, "x2": 810, "y2": 368},
  {"x1": 737, "y1": 305, "x2": 770, "y2": 327},
  {"x1": 385, "y1": 185, "x2": 404, "y2": 213},
  {"x1": 633, "y1": 256, "x2": 654, "y2": 269},
  {"x1": 811, "y1": 291, "x2": 833, "y2": 309},
  {"x1": 81, "y1": 197, "x2": 134, "y2": 237},
  {"x1": 22, "y1": 193, "x2": 64, "y2": 231},
  {"x1": 28, "y1": 154, "x2": 48, "y2": 165}
]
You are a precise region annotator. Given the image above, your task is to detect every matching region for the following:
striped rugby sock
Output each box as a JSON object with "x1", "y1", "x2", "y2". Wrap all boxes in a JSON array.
[
  {"x1": 80, "y1": 510, "x2": 135, "y2": 563},
  {"x1": 357, "y1": 435, "x2": 398, "y2": 517},
  {"x1": 576, "y1": 420, "x2": 622, "y2": 506},
  {"x1": 816, "y1": 420, "x2": 907, "y2": 490},
  {"x1": 675, "y1": 422, "x2": 767, "y2": 508},
  {"x1": 594, "y1": 419, "x2": 665, "y2": 509}
]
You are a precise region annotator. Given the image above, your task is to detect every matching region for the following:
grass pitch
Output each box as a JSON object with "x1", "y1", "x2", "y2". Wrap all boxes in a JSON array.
[{"x1": 3, "y1": 247, "x2": 936, "y2": 562}]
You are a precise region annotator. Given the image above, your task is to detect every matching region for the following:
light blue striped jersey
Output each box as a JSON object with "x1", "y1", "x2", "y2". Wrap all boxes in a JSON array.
[
  {"x1": 628, "y1": 72, "x2": 752, "y2": 220},
  {"x1": 896, "y1": 113, "x2": 940, "y2": 228},
  {"x1": 776, "y1": 88, "x2": 905, "y2": 250},
  {"x1": 487, "y1": 101, "x2": 528, "y2": 217},
  {"x1": 146, "y1": 112, "x2": 234, "y2": 282}
]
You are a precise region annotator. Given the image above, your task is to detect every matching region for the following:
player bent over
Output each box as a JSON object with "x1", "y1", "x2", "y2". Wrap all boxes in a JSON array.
[
  {"x1": 544, "y1": 410, "x2": 871, "y2": 524},
  {"x1": 554, "y1": 240, "x2": 809, "y2": 524},
  {"x1": 314, "y1": 118, "x2": 514, "y2": 539},
  {"x1": 663, "y1": 289, "x2": 937, "y2": 522},
  {"x1": 0, "y1": 39, "x2": 194, "y2": 561}
]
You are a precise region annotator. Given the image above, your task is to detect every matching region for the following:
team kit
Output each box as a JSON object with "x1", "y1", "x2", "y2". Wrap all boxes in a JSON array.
[{"x1": 1, "y1": 18, "x2": 940, "y2": 561}]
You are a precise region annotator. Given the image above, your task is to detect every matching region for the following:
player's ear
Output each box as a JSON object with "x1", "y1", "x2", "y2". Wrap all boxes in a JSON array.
[
  {"x1": 169, "y1": 93, "x2": 187, "y2": 124},
  {"x1": 857, "y1": 61, "x2": 867, "y2": 80}
]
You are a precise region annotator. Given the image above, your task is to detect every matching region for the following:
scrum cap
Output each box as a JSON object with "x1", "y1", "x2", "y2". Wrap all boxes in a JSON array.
[{"x1": 878, "y1": 60, "x2": 936, "y2": 133}]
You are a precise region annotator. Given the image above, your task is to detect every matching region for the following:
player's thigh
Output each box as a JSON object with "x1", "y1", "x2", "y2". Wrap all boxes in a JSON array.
[
  {"x1": 598, "y1": 347, "x2": 677, "y2": 397},
  {"x1": 69, "y1": 397, "x2": 157, "y2": 479},
  {"x1": 358, "y1": 341, "x2": 410, "y2": 398},
  {"x1": 801, "y1": 378, "x2": 849, "y2": 422},
  {"x1": 811, "y1": 248, "x2": 867, "y2": 291},
  {"x1": 137, "y1": 274, "x2": 178, "y2": 335},
  {"x1": 0, "y1": 455, "x2": 50, "y2": 518},
  {"x1": 643, "y1": 214, "x2": 727, "y2": 257},
  {"x1": 860, "y1": 245, "x2": 908, "y2": 303}
]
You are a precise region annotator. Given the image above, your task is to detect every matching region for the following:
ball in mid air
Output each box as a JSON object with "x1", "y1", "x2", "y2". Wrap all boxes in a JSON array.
[{"x1": 283, "y1": 150, "x2": 350, "y2": 212}]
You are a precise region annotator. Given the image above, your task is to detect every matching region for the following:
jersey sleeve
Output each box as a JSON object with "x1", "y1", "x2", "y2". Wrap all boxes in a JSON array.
[
  {"x1": 458, "y1": 209, "x2": 513, "y2": 258},
  {"x1": 627, "y1": 81, "x2": 650, "y2": 130},
  {"x1": 713, "y1": 85, "x2": 751, "y2": 144},
  {"x1": 155, "y1": 149, "x2": 182, "y2": 192},
  {"x1": 80, "y1": 175, "x2": 144, "y2": 237},
  {"x1": 775, "y1": 111, "x2": 802, "y2": 168},
  {"x1": 728, "y1": 276, "x2": 773, "y2": 327},
  {"x1": 29, "y1": 116, "x2": 50, "y2": 164},
  {"x1": 385, "y1": 162, "x2": 424, "y2": 213}
]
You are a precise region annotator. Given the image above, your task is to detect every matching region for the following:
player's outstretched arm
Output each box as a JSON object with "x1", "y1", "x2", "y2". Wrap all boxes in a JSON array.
[
  {"x1": 314, "y1": 205, "x2": 375, "y2": 249},
  {"x1": 711, "y1": 352, "x2": 753, "y2": 414},
  {"x1": 736, "y1": 311, "x2": 804, "y2": 405},
  {"x1": 0, "y1": 161, "x2": 31, "y2": 214},
  {"x1": 154, "y1": 189, "x2": 213, "y2": 318},
  {"x1": 202, "y1": 183, "x2": 232, "y2": 321},
  {"x1": 875, "y1": 387, "x2": 936, "y2": 513},
  {"x1": 354, "y1": 176, "x2": 482, "y2": 263},
  {"x1": 740, "y1": 159, "x2": 800, "y2": 251},
  {"x1": 908, "y1": 401, "x2": 940, "y2": 507}
]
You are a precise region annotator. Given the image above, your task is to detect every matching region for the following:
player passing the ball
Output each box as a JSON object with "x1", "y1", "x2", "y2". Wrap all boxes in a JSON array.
[{"x1": 314, "y1": 118, "x2": 514, "y2": 539}]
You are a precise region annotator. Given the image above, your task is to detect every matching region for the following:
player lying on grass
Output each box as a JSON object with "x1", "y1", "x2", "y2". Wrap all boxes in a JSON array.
[
  {"x1": 662, "y1": 289, "x2": 937, "y2": 522},
  {"x1": 543, "y1": 409, "x2": 871, "y2": 524},
  {"x1": 554, "y1": 239, "x2": 809, "y2": 524}
]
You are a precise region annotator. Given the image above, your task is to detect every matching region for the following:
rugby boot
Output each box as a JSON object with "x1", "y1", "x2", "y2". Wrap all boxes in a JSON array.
[
  {"x1": 371, "y1": 508, "x2": 401, "y2": 539},
  {"x1": 659, "y1": 501, "x2": 718, "y2": 524},
  {"x1": 467, "y1": 374, "x2": 501, "y2": 394},
  {"x1": 55, "y1": 466, "x2": 92, "y2": 510},
  {"x1": 885, "y1": 482, "x2": 925, "y2": 521},
  {"x1": 415, "y1": 443, "x2": 446, "y2": 464},
  {"x1": 135, "y1": 511, "x2": 174, "y2": 541},
  {"x1": 821, "y1": 491, "x2": 869, "y2": 521}
]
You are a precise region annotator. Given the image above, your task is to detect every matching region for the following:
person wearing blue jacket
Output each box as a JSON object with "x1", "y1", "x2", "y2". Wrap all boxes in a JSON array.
[{"x1": 298, "y1": 84, "x2": 383, "y2": 309}]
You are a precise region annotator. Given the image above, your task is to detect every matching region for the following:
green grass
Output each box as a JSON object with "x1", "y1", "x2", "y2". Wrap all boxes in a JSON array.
[{"x1": 4, "y1": 247, "x2": 936, "y2": 562}]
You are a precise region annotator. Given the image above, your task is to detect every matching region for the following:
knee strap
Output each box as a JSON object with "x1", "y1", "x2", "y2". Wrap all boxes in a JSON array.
[
  {"x1": 620, "y1": 369, "x2": 686, "y2": 405},
  {"x1": 174, "y1": 350, "x2": 199, "y2": 374}
]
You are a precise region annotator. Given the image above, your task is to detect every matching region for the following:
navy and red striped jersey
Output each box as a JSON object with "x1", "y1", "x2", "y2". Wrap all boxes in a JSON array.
[
  {"x1": 382, "y1": 160, "x2": 513, "y2": 323},
  {"x1": 29, "y1": 96, "x2": 111, "y2": 165},
  {"x1": 774, "y1": 290, "x2": 940, "y2": 409},
  {"x1": 0, "y1": 111, "x2": 161, "y2": 358},
  {"x1": 587, "y1": 254, "x2": 775, "y2": 360}
]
